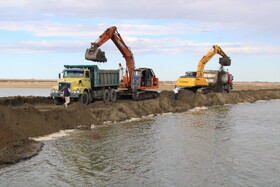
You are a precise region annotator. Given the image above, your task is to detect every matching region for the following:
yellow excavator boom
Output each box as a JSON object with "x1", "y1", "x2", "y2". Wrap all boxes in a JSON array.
[
  {"x1": 177, "y1": 45, "x2": 231, "y2": 89},
  {"x1": 196, "y1": 45, "x2": 231, "y2": 77}
]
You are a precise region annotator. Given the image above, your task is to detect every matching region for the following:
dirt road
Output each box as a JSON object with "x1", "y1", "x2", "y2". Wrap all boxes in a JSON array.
[{"x1": 1, "y1": 88, "x2": 280, "y2": 164}]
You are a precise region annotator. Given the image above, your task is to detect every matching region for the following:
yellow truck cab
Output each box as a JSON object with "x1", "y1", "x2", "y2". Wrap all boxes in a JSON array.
[{"x1": 51, "y1": 65, "x2": 119, "y2": 105}]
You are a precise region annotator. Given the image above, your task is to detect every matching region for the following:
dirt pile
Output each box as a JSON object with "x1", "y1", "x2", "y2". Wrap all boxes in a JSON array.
[
  {"x1": 1, "y1": 89, "x2": 280, "y2": 164},
  {"x1": 0, "y1": 96, "x2": 52, "y2": 106}
]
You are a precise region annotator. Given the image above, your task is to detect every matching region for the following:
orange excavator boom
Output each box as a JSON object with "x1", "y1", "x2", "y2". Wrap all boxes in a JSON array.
[{"x1": 85, "y1": 26, "x2": 135, "y2": 86}]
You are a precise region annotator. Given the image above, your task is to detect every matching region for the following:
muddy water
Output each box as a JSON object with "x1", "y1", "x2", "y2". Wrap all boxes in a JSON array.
[
  {"x1": 1, "y1": 100, "x2": 280, "y2": 186},
  {"x1": 0, "y1": 88, "x2": 50, "y2": 97}
]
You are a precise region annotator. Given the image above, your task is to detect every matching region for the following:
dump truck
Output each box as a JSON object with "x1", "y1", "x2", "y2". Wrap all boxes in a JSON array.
[
  {"x1": 204, "y1": 70, "x2": 233, "y2": 92},
  {"x1": 177, "y1": 45, "x2": 233, "y2": 93},
  {"x1": 50, "y1": 65, "x2": 119, "y2": 104},
  {"x1": 85, "y1": 26, "x2": 159, "y2": 100}
]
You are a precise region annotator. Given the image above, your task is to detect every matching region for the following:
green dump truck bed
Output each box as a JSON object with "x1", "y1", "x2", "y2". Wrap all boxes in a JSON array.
[{"x1": 64, "y1": 65, "x2": 119, "y2": 88}]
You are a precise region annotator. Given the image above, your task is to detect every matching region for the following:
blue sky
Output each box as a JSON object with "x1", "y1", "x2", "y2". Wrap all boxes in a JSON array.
[{"x1": 1, "y1": 0, "x2": 280, "y2": 82}]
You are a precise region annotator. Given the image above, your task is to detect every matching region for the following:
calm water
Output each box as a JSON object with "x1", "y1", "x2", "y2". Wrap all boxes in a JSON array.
[
  {"x1": 1, "y1": 100, "x2": 280, "y2": 186},
  {"x1": 0, "y1": 88, "x2": 50, "y2": 97}
]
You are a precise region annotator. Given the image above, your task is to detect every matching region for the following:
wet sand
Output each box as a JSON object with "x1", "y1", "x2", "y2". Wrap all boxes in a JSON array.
[{"x1": 1, "y1": 80, "x2": 280, "y2": 164}]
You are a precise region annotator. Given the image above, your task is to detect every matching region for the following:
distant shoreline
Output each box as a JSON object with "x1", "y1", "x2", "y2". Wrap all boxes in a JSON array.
[
  {"x1": 0, "y1": 79, "x2": 280, "y2": 90},
  {"x1": 0, "y1": 79, "x2": 57, "y2": 82},
  {"x1": 0, "y1": 79, "x2": 57, "y2": 88}
]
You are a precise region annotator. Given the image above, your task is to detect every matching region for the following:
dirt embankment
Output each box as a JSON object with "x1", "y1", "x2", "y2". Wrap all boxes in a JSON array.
[{"x1": 1, "y1": 89, "x2": 280, "y2": 164}]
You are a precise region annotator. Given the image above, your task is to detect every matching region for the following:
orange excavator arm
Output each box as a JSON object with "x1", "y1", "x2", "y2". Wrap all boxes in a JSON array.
[
  {"x1": 85, "y1": 26, "x2": 135, "y2": 85},
  {"x1": 196, "y1": 45, "x2": 231, "y2": 78}
]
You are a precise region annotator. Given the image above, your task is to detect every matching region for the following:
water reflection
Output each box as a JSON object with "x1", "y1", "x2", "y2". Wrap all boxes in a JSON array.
[{"x1": 1, "y1": 101, "x2": 280, "y2": 186}]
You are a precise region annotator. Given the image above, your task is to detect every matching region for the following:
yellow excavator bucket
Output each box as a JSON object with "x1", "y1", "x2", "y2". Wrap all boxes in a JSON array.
[
  {"x1": 219, "y1": 56, "x2": 231, "y2": 66},
  {"x1": 85, "y1": 48, "x2": 107, "y2": 62}
]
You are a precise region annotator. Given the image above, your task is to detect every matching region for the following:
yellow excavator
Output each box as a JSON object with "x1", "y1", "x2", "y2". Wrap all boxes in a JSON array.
[{"x1": 177, "y1": 45, "x2": 232, "y2": 92}]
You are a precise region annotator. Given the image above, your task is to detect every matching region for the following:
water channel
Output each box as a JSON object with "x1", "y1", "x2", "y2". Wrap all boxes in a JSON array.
[{"x1": 1, "y1": 100, "x2": 280, "y2": 186}]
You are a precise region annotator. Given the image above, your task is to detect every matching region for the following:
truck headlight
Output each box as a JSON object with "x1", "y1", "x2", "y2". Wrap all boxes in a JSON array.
[{"x1": 74, "y1": 89, "x2": 79, "y2": 94}]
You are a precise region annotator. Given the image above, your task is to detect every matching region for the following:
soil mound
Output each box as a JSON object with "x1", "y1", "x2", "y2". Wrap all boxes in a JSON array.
[
  {"x1": 0, "y1": 139, "x2": 43, "y2": 164},
  {"x1": 1, "y1": 89, "x2": 280, "y2": 164},
  {"x1": 0, "y1": 96, "x2": 53, "y2": 106}
]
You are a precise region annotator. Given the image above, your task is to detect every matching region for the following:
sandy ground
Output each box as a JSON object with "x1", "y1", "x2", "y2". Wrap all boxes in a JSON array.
[
  {"x1": 0, "y1": 79, "x2": 57, "y2": 88},
  {"x1": 1, "y1": 80, "x2": 280, "y2": 164}
]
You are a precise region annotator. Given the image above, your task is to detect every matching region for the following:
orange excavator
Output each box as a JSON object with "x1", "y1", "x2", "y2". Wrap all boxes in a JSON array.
[{"x1": 85, "y1": 26, "x2": 159, "y2": 100}]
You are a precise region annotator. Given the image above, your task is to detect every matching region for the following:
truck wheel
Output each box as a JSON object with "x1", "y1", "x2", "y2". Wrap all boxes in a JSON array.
[
  {"x1": 88, "y1": 91, "x2": 93, "y2": 103},
  {"x1": 226, "y1": 85, "x2": 231, "y2": 93},
  {"x1": 110, "y1": 89, "x2": 117, "y2": 102},
  {"x1": 221, "y1": 85, "x2": 226, "y2": 93},
  {"x1": 103, "y1": 89, "x2": 110, "y2": 103},
  {"x1": 54, "y1": 97, "x2": 64, "y2": 105},
  {"x1": 79, "y1": 91, "x2": 89, "y2": 105}
]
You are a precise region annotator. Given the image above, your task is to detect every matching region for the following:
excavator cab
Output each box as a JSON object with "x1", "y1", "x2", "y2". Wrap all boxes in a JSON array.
[
  {"x1": 219, "y1": 56, "x2": 231, "y2": 66},
  {"x1": 132, "y1": 68, "x2": 158, "y2": 89},
  {"x1": 185, "y1": 71, "x2": 197, "y2": 77},
  {"x1": 85, "y1": 43, "x2": 107, "y2": 62}
]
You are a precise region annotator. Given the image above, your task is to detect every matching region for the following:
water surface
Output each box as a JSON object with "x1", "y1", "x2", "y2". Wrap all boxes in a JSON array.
[
  {"x1": 1, "y1": 100, "x2": 280, "y2": 186},
  {"x1": 0, "y1": 88, "x2": 50, "y2": 97}
]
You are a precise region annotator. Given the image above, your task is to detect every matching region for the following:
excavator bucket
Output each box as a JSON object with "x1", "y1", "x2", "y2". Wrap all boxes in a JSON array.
[
  {"x1": 219, "y1": 56, "x2": 231, "y2": 66},
  {"x1": 85, "y1": 48, "x2": 107, "y2": 62}
]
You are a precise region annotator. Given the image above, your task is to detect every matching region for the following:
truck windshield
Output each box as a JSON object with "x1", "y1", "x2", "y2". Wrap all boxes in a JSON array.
[{"x1": 63, "y1": 69, "x2": 84, "y2": 78}]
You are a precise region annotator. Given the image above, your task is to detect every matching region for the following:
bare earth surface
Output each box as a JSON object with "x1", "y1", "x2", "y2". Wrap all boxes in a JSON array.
[{"x1": 1, "y1": 79, "x2": 280, "y2": 164}]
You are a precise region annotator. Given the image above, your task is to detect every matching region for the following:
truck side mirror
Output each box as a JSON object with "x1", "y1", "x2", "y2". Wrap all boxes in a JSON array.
[{"x1": 58, "y1": 73, "x2": 61, "y2": 79}]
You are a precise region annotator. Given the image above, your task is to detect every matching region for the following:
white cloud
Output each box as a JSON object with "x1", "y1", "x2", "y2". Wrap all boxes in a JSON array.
[
  {"x1": 0, "y1": 21, "x2": 208, "y2": 37},
  {"x1": 1, "y1": 39, "x2": 279, "y2": 56},
  {"x1": 0, "y1": 0, "x2": 279, "y2": 32},
  {"x1": 0, "y1": 40, "x2": 87, "y2": 53}
]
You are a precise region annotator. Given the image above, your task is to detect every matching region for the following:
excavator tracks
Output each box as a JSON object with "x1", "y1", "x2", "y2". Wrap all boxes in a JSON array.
[{"x1": 118, "y1": 90, "x2": 159, "y2": 101}]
